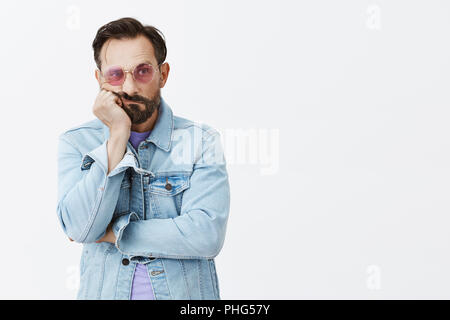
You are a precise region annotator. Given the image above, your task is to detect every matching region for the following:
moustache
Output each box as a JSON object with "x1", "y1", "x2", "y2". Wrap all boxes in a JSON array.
[{"x1": 111, "y1": 91, "x2": 152, "y2": 106}]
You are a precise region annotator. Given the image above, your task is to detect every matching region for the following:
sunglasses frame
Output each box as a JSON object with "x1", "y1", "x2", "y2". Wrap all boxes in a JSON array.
[{"x1": 99, "y1": 62, "x2": 163, "y2": 86}]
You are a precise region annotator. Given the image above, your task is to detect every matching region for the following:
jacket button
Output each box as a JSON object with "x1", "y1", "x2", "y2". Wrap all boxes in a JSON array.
[
  {"x1": 122, "y1": 258, "x2": 129, "y2": 266},
  {"x1": 164, "y1": 177, "x2": 172, "y2": 191}
]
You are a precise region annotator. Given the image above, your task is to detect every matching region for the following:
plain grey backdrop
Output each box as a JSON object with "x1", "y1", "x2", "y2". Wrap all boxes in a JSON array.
[{"x1": 0, "y1": 0, "x2": 449, "y2": 299}]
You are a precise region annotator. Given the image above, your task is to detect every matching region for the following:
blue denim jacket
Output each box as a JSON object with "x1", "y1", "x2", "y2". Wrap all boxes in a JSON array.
[{"x1": 56, "y1": 96, "x2": 230, "y2": 299}]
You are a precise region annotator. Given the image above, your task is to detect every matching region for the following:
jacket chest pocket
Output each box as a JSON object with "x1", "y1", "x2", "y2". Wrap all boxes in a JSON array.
[{"x1": 148, "y1": 172, "x2": 191, "y2": 218}]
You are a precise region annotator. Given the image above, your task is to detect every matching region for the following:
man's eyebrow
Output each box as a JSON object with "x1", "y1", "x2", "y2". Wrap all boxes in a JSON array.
[
  {"x1": 126, "y1": 60, "x2": 156, "y2": 68},
  {"x1": 140, "y1": 59, "x2": 156, "y2": 66},
  {"x1": 104, "y1": 59, "x2": 156, "y2": 70}
]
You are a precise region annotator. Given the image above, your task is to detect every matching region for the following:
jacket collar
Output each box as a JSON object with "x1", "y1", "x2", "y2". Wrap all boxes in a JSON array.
[{"x1": 102, "y1": 95, "x2": 173, "y2": 152}]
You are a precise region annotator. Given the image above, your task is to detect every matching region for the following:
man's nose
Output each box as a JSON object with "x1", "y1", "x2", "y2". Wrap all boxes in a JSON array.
[{"x1": 121, "y1": 71, "x2": 139, "y2": 97}]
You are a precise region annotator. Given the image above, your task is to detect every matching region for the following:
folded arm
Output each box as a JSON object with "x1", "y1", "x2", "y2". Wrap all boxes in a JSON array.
[
  {"x1": 56, "y1": 133, "x2": 136, "y2": 243},
  {"x1": 112, "y1": 131, "x2": 231, "y2": 260}
]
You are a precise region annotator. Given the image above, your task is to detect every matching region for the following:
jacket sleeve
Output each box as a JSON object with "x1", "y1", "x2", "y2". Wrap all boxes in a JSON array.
[
  {"x1": 112, "y1": 131, "x2": 231, "y2": 260},
  {"x1": 56, "y1": 133, "x2": 137, "y2": 243}
]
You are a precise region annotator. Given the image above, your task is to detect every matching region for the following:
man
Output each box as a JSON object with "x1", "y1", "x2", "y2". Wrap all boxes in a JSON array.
[{"x1": 56, "y1": 17, "x2": 230, "y2": 300}]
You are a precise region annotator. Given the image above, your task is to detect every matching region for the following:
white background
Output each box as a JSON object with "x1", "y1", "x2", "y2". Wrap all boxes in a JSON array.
[{"x1": 1, "y1": 0, "x2": 450, "y2": 299}]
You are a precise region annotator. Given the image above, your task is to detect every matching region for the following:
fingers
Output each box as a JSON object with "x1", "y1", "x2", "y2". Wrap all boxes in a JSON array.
[
  {"x1": 99, "y1": 88, "x2": 120, "y2": 103},
  {"x1": 105, "y1": 90, "x2": 124, "y2": 107},
  {"x1": 100, "y1": 86, "x2": 120, "y2": 100},
  {"x1": 96, "y1": 85, "x2": 124, "y2": 110},
  {"x1": 100, "y1": 84, "x2": 113, "y2": 96}
]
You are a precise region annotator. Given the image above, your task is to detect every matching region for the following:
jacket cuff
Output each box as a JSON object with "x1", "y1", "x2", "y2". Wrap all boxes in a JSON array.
[
  {"x1": 80, "y1": 141, "x2": 137, "y2": 178},
  {"x1": 113, "y1": 211, "x2": 140, "y2": 251}
]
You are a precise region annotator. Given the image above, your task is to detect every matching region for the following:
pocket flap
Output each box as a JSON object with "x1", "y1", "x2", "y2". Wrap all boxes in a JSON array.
[{"x1": 148, "y1": 173, "x2": 190, "y2": 196}]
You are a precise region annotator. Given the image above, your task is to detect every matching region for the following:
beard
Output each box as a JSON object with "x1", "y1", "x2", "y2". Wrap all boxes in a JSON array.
[{"x1": 116, "y1": 89, "x2": 161, "y2": 125}]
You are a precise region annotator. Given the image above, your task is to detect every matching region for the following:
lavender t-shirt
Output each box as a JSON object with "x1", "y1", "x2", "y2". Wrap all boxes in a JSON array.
[{"x1": 128, "y1": 130, "x2": 155, "y2": 300}]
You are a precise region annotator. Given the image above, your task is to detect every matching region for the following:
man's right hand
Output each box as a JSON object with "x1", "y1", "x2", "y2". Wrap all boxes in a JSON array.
[
  {"x1": 93, "y1": 86, "x2": 131, "y2": 132},
  {"x1": 93, "y1": 86, "x2": 132, "y2": 175}
]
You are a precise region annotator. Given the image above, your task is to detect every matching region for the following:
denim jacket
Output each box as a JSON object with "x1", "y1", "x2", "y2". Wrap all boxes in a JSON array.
[{"x1": 56, "y1": 96, "x2": 230, "y2": 299}]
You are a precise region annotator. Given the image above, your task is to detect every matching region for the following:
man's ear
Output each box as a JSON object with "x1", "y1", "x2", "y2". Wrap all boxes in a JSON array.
[
  {"x1": 159, "y1": 62, "x2": 170, "y2": 88},
  {"x1": 95, "y1": 69, "x2": 100, "y2": 84}
]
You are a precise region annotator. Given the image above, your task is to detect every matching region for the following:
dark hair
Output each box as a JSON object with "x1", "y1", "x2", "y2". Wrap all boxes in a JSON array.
[{"x1": 92, "y1": 17, "x2": 167, "y2": 71}]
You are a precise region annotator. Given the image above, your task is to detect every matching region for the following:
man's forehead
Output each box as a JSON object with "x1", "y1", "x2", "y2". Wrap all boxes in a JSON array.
[{"x1": 100, "y1": 37, "x2": 157, "y2": 69}]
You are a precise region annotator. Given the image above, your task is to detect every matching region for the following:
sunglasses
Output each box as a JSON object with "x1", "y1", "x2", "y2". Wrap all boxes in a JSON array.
[{"x1": 99, "y1": 62, "x2": 161, "y2": 86}]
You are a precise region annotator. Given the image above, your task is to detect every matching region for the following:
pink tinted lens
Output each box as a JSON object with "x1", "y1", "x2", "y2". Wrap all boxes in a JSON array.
[
  {"x1": 105, "y1": 67, "x2": 124, "y2": 85},
  {"x1": 133, "y1": 63, "x2": 154, "y2": 83}
]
